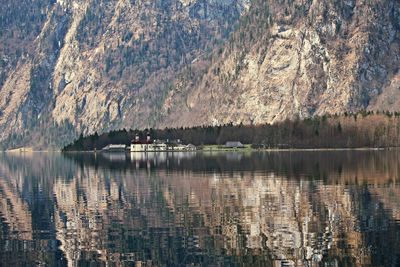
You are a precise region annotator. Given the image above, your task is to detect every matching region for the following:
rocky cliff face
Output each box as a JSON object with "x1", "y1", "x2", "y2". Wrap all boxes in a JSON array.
[
  {"x1": 0, "y1": 0, "x2": 399, "y2": 148},
  {"x1": 0, "y1": 0, "x2": 249, "y2": 148},
  {"x1": 160, "y1": 0, "x2": 400, "y2": 127}
]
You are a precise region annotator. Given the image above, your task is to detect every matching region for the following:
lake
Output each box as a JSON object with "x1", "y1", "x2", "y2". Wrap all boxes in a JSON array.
[{"x1": 0, "y1": 151, "x2": 399, "y2": 266}]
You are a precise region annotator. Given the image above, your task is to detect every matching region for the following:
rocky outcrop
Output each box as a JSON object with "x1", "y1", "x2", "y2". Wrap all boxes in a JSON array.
[
  {"x1": 0, "y1": 0, "x2": 248, "y2": 148},
  {"x1": 160, "y1": 0, "x2": 400, "y2": 127}
]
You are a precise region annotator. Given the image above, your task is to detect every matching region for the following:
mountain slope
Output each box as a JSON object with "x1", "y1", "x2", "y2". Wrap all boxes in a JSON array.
[
  {"x1": 159, "y1": 0, "x2": 400, "y2": 127},
  {"x1": 0, "y1": 0, "x2": 399, "y2": 149},
  {"x1": 0, "y1": 0, "x2": 249, "y2": 148}
]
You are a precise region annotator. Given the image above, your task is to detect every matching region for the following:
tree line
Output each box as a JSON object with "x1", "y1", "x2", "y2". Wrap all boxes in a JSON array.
[{"x1": 62, "y1": 111, "x2": 400, "y2": 151}]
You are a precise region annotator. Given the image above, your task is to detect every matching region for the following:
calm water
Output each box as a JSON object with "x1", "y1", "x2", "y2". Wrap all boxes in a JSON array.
[{"x1": 0, "y1": 151, "x2": 399, "y2": 266}]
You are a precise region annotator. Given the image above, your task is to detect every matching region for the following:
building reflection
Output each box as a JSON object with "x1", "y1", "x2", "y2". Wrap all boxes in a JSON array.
[{"x1": 0, "y1": 151, "x2": 399, "y2": 266}]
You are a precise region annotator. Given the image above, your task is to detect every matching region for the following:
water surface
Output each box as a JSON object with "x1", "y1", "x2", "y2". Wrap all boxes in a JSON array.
[{"x1": 0, "y1": 151, "x2": 399, "y2": 266}]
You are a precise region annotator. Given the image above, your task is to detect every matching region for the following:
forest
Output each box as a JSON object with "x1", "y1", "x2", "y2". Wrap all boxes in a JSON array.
[{"x1": 62, "y1": 111, "x2": 400, "y2": 151}]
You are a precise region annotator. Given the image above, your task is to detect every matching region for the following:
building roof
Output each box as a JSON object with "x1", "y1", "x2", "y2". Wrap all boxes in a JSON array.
[
  {"x1": 131, "y1": 140, "x2": 154, "y2": 144},
  {"x1": 225, "y1": 141, "x2": 245, "y2": 148},
  {"x1": 102, "y1": 144, "x2": 126, "y2": 150}
]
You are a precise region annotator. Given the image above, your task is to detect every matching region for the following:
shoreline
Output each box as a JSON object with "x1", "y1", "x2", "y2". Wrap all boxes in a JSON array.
[
  {"x1": 2, "y1": 146, "x2": 398, "y2": 153},
  {"x1": 57, "y1": 147, "x2": 394, "y2": 153}
]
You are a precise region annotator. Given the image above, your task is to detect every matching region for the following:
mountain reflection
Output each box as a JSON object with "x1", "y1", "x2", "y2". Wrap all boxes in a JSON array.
[{"x1": 0, "y1": 151, "x2": 399, "y2": 266}]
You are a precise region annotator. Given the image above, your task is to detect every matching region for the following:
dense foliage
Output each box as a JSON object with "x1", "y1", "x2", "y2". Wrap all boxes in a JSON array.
[{"x1": 63, "y1": 112, "x2": 400, "y2": 151}]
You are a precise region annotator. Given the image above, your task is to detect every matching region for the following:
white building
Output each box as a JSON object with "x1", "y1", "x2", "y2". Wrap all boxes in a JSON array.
[
  {"x1": 130, "y1": 134, "x2": 197, "y2": 152},
  {"x1": 130, "y1": 134, "x2": 167, "y2": 152}
]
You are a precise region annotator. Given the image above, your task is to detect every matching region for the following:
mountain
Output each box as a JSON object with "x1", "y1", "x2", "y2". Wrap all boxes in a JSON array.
[
  {"x1": 160, "y1": 0, "x2": 400, "y2": 127},
  {"x1": 0, "y1": 0, "x2": 399, "y2": 149},
  {"x1": 0, "y1": 0, "x2": 249, "y2": 148}
]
